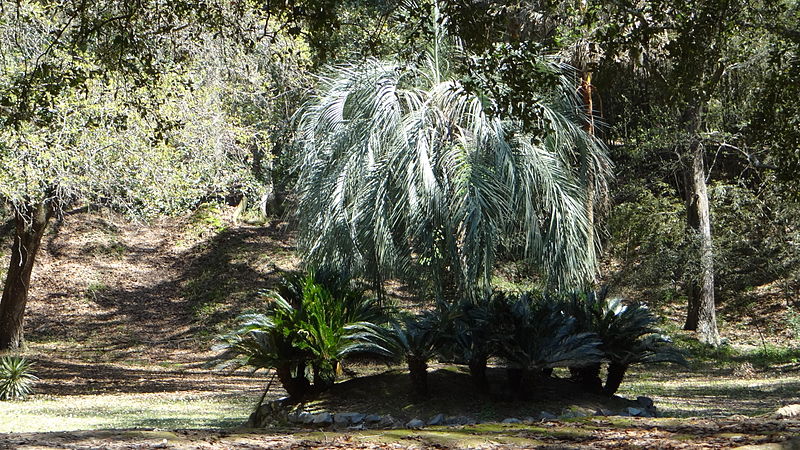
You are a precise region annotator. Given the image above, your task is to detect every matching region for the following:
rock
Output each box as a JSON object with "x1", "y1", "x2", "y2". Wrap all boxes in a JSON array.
[
  {"x1": 636, "y1": 396, "x2": 655, "y2": 408},
  {"x1": 522, "y1": 416, "x2": 536, "y2": 423},
  {"x1": 406, "y1": 418, "x2": 425, "y2": 429},
  {"x1": 365, "y1": 414, "x2": 382, "y2": 423},
  {"x1": 501, "y1": 418, "x2": 521, "y2": 424},
  {"x1": 312, "y1": 412, "x2": 333, "y2": 425},
  {"x1": 334, "y1": 414, "x2": 351, "y2": 425},
  {"x1": 427, "y1": 413, "x2": 445, "y2": 426},
  {"x1": 444, "y1": 415, "x2": 475, "y2": 426},
  {"x1": 333, "y1": 412, "x2": 364, "y2": 426},
  {"x1": 538, "y1": 411, "x2": 557, "y2": 421},
  {"x1": 152, "y1": 439, "x2": 169, "y2": 449},
  {"x1": 379, "y1": 414, "x2": 402, "y2": 428},
  {"x1": 560, "y1": 406, "x2": 593, "y2": 419},
  {"x1": 595, "y1": 408, "x2": 615, "y2": 416},
  {"x1": 286, "y1": 410, "x2": 302, "y2": 423},
  {"x1": 299, "y1": 412, "x2": 315, "y2": 424},
  {"x1": 775, "y1": 404, "x2": 800, "y2": 419},
  {"x1": 348, "y1": 423, "x2": 366, "y2": 431},
  {"x1": 626, "y1": 407, "x2": 645, "y2": 417}
]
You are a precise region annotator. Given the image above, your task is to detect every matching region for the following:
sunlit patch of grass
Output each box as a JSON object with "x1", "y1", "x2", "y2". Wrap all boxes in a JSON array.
[{"x1": 0, "y1": 392, "x2": 258, "y2": 432}]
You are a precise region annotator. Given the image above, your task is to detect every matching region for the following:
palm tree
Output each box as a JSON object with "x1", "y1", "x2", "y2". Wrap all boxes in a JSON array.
[{"x1": 294, "y1": 12, "x2": 610, "y2": 300}]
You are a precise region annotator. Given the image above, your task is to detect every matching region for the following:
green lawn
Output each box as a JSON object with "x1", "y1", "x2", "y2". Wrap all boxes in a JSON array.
[{"x1": 0, "y1": 392, "x2": 258, "y2": 433}]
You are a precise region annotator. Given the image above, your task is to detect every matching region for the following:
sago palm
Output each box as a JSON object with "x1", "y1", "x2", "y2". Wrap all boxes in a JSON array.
[
  {"x1": 349, "y1": 312, "x2": 442, "y2": 398},
  {"x1": 294, "y1": 15, "x2": 610, "y2": 300},
  {"x1": 562, "y1": 289, "x2": 687, "y2": 395}
]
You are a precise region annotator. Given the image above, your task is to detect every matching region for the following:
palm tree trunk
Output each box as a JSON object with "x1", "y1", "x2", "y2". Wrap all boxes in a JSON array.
[
  {"x1": 603, "y1": 362, "x2": 628, "y2": 395},
  {"x1": 274, "y1": 364, "x2": 309, "y2": 400},
  {"x1": 468, "y1": 355, "x2": 489, "y2": 392},
  {"x1": 0, "y1": 204, "x2": 53, "y2": 351},
  {"x1": 407, "y1": 356, "x2": 429, "y2": 397}
]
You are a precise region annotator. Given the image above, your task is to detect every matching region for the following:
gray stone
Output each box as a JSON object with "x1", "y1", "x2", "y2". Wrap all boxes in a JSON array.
[
  {"x1": 775, "y1": 404, "x2": 800, "y2": 419},
  {"x1": 334, "y1": 414, "x2": 351, "y2": 425},
  {"x1": 522, "y1": 416, "x2": 536, "y2": 423},
  {"x1": 636, "y1": 396, "x2": 655, "y2": 408},
  {"x1": 626, "y1": 407, "x2": 644, "y2": 417},
  {"x1": 286, "y1": 410, "x2": 303, "y2": 423},
  {"x1": 501, "y1": 418, "x2": 521, "y2": 424},
  {"x1": 538, "y1": 411, "x2": 557, "y2": 421},
  {"x1": 596, "y1": 408, "x2": 615, "y2": 416},
  {"x1": 312, "y1": 412, "x2": 333, "y2": 425},
  {"x1": 379, "y1": 414, "x2": 402, "y2": 429},
  {"x1": 560, "y1": 406, "x2": 594, "y2": 419},
  {"x1": 406, "y1": 418, "x2": 425, "y2": 429},
  {"x1": 444, "y1": 415, "x2": 475, "y2": 426},
  {"x1": 350, "y1": 413, "x2": 366, "y2": 424},
  {"x1": 365, "y1": 414, "x2": 382, "y2": 423},
  {"x1": 348, "y1": 423, "x2": 366, "y2": 431},
  {"x1": 427, "y1": 413, "x2": 445, "y2": 426},
  {"x1": 300, "y1": 412, "x2": 315, "y2": 424}
]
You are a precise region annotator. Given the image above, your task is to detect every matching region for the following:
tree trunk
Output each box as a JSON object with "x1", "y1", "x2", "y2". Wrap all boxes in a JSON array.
[
  {"x1": 0, "y1": 204, "x2": 53, "y2": 351},
  {"x1": 407, "y1": 356, "x2": 429, "y2": 398},
  {"x1": 682, "y1": 108, "x2": 721, "y2": 346},
  {"x1": 468, "y1": 355, "x2": 489, "y2": 392},
  {"x1": 274, "y1": 363, "x2": 310, "y2": 400},
  {"x1": 580, "y1": 70, "x2": 599, "y2": 284},
  {"x1": 603, "y1": 362, "x2": 628, "y2": 396}
]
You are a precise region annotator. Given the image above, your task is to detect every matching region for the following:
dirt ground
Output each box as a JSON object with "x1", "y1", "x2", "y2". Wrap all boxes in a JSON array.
[
  {"x1": 2, "y1": 207, "x2": 800, "y2": 448},
  {"x1": 2, "y1": 417, "x2": 800, "y2": 449}
]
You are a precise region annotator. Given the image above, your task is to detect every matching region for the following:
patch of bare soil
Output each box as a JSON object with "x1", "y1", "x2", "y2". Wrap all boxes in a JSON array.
[{"x1": 18, "y1": 206, "x2": 298, "y2": 397}]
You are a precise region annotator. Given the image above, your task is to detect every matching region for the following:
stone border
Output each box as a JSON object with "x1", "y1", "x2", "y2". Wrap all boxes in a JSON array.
[{"x1": 248, "y1": 396, "x2": 658, "y2": 429}]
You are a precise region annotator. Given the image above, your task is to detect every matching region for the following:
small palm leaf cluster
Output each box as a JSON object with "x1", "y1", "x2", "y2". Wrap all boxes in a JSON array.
[
  {"x1": 214, "y1": 271, "x2": 387, "y2": 400},
  {"x1": 0, "y1": 355, "x2": 38, "y2": 401},
  {"x1": 355, "y1": 289, "x2": 684, "y2": 399},
  {"x1": 562, "y1": 288, "x2": 688, "y2": 395}
]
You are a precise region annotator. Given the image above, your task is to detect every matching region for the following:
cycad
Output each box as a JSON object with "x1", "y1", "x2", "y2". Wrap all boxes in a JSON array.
[
  {"x1": 495, "y1": 293, "x2": 603, "y2": 397},
  {"x1": 563, "y1": 289, "x2": 687, "y2": 395},
  {"x1": 215, "y1": 272, "x2": 387, "y2": 398},
  {"x1": 294, "y1": 13, "x2": 609, "y2": 301},
  {"x1": 349, "y1": 312, "x2": 442, "y2": 398}
]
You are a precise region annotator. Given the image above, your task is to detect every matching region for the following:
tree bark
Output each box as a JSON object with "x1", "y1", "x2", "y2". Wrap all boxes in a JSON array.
[
  {"x1": 0, "y1": 203, "x2": 53, "y2": 351},
  {"x1": 468, "y1": 355, "x2": 489, "y2": 392},
  {"x1": 407, "y1": 356, "x2": 429, "y2": 398},
  {"x1": 603, "y1": 362, "x2": 628, "y2": 396},
  {"x1": 682, "y1": 106, "x2": 721, "y2": 346}
]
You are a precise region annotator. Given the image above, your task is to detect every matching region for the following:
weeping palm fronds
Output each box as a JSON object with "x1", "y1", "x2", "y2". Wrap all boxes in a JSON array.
[{"x1": 294, "y1": 20, "x2": 610, "y2": 299}]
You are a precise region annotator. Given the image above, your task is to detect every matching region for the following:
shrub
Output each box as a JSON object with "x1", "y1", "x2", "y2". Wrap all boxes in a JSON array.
[
  {"x1": 350, "y1": 312, "x2": 442, "y2": 398},
  {"x1": 214, "y1": 271, "x2": 387, "y2": 399},
  {"x1": 562, "y1": 288, "x2": 687, "y2": 395},
  {"x1": 0, "y1": 356, "x2": 38, "y2": 401},
  {"x1": 494, "y1": 293, "x2": 603, "y2": 398}
]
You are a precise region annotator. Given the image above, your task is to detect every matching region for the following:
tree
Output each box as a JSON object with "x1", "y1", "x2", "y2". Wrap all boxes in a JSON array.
[
  {"x1": 294, "y1": 14, "x2": 610, "y2": 301},
  {"x1": 0, "y1": 3, "x2": 262, "y2": 350}
]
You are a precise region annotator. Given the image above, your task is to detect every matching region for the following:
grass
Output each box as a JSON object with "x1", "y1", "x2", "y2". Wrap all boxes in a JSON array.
[{"x1": 0, "y1": 391, "x2": 259, "y2": 433}]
